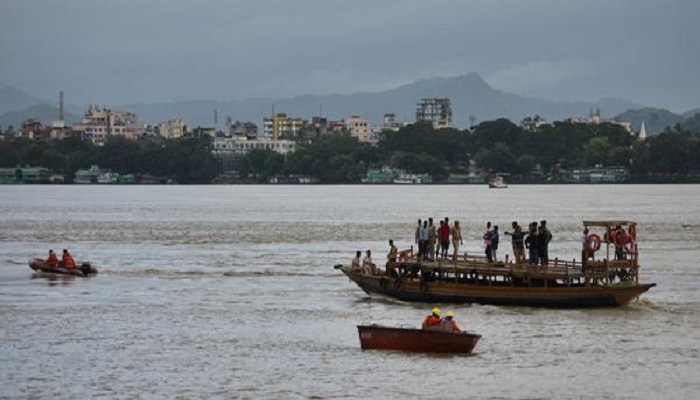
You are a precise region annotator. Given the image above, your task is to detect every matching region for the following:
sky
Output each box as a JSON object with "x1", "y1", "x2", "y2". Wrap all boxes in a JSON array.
[{"x1": 1, "y1": 0, "x2": 699, "y2": 112}]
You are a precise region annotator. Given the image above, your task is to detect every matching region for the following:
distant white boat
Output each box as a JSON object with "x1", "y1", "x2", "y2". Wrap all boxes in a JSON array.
[{"x1": 488, "y1": 176, "x2": 508, "y2": 189}]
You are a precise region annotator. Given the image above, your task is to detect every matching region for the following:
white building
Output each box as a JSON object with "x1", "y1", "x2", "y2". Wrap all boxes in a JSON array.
[
  {"x1": 416, "y1": 98, "x2": 452, "y2": 129},
  {"x1": 158, "y1": 119, "x2": 187, "y2": 139},
  {"x1": 212, "y1": 137, "x2": 296, "y2": 155}
]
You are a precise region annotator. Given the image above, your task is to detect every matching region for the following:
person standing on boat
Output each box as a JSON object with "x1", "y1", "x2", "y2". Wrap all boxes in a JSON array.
[
  {"x1": 351, "y1": 250, "x2": 362, "y2": 271},
  {"x1": 427, "y1": 218, "x2": 436, "y2": 262},
  {"x1": 484, "y1": 221, "x2": 493, "y2": 263},
  {"x1": 491, "y1": 225, "x2": 500, "y2": 262},
  {"x1": 46, "y1": 250, "x2": 59, "y2": 267},
  {"x1": 441, "y1": 311, "x2": 462, "y2": 333},
  {"x1": 613, "y1": 225, "x2": 626, "y2": 260},
  {"x1": 540, "y1": 220, "x2": 553, "y2": 265},
  {"x1": 422, "y1": 307, "x2": 442, "y2": 329},
  {"x1": 525, "y1": 222, "x2": 539, "y2": 265},
  {"x1": 440, "y1": 217, "x2": 451, "y2": 260},
  {"x1": 61, "y1": 249, "x2": 76, "y2": 269},
  {"x1": 418, "y1": 220, "x2": 429, "y2": 261},
  {"x1": 537, "y1": 226, "x2": 548, "y2": 265},
  {"x1": 451, "y1": 221, "x2": 463, "y2": 262},
  {"x1": 581, "y1": 228, "x2": 593, "y2": 267},
  {"x1": 505, "y1": 222, "x2": 526, "y2": 264},
  {"x1": 414, "y1": 219, "x2": 422, "y2": 247},
  {"x1": 387, "y1": 240, "x2": 398, "y2": 263}
]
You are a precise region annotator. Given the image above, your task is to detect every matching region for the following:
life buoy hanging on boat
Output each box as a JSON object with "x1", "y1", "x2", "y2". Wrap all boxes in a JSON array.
[
  {"x1": 613, "y1": 230, "x2": 629, "y2": 248},
  {"x1": 585, "y1": 233, "x2": 602, "y2": 253},
  {"x1": 625, "y1": 226, "x2": 637, "y2": 254}
]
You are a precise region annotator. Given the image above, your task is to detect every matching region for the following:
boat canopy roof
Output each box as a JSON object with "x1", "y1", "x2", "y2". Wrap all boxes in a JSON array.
[{"x1": 583, "y1": 220, "x2": 637, "y2": 228}]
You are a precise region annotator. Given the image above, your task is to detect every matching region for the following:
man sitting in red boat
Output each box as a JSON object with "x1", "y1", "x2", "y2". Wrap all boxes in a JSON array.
[
  {"x1": 440, "y1": 311, "x2": 462, "y2": 333},
  {"x1": 46, "y1": 250, "x2": 59, "y2": 267},
  {"x1": 61, "y1": 249, "x2": 76, "y2": 269},
  {"x1": 422, "y1": 307, "x2": 442, "y2": 329}
]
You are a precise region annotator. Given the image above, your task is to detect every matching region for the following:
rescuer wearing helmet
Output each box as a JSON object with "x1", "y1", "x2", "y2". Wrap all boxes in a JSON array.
[
  {"x1": 441, "y1": 311, "x2": 462, "y2": 333},
  {"x1": 422, "y1": 307, "x2": 442, "y2": 329}
]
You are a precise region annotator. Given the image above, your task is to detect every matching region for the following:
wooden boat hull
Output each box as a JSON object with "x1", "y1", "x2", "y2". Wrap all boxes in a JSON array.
[
  {"x1": 337, "y1": 266, "x2": 655, "y2": 308},
  {"x1": 29, "y1": 258, "x2": 98, "y2": 277},
  {"x1": 358, "y1": 324, "x2": 481, "y2": 353}
]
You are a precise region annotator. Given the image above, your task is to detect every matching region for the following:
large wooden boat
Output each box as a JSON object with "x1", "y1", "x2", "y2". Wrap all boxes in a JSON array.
[
  {"x1": 357, "y1": 324, "x2": 481, "y2": 353},
  {"x1": 29, "y1": 258, "x2": 98, "y2": 277},
  {"x1": 336, "y1": 221, "x2": 655, "y2": 308}
]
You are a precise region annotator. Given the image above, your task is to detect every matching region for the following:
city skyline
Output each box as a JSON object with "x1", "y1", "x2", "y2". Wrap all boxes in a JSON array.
[{"x1": 1, "y1": 0, "x2": 699, "y2": 112}]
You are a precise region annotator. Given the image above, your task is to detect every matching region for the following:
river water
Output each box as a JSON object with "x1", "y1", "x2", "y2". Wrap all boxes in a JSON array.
[{"x1": 1, "y1": 184, "x2": 699, "y2": 399}]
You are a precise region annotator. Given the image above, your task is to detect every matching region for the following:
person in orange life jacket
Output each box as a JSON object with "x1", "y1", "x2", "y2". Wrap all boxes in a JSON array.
[
  {"x1": 46, "y1": 250, "x2": 59, "y2": 267},
  {"x1": 441, "y1": 311, "x2": 462, "y2": 333},
  {"x1": 422, "y1": 307, "x2": 442, "y2": 329},
  {"x1": 62, "y1": 249, "x2": 76, "y2": 269}
]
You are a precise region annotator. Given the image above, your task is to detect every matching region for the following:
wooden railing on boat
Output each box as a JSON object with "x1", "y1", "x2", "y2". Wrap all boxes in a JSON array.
[{"x1": 384, "y1": 246, "x2": 640, "y2": 288}]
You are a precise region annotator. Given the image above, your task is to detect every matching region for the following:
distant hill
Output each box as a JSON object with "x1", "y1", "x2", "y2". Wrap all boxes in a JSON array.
[
  {"x1": 0, "y1": 103, "x2": 81, "y2": 130},
  {"x1": 682, "y1": 113, "x2": 700, "y2": 134},
  {"x1": 0, "y1": 75, "x2": 652, "y2": 129},
  {"x1": 121, "y1": 73, "x2": 643, "y2": 128},
  {"x1": 0, "y1": 86, "x2": 44, "y2": 115},
  {"x1": 682, "y1": 108, "x2": 700, "y2": 119},
  {"x1": 613, "y1": 108, "x2": 685, "y2": 135}
]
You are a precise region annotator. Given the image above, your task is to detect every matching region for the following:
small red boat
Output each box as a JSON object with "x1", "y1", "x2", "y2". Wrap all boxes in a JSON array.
[
  {"x1": 29, "y1": 258, "x2": 98, "y2": 277},
  {"x1": 357, "y1": 324, "x2": 481, "y2": 354}
]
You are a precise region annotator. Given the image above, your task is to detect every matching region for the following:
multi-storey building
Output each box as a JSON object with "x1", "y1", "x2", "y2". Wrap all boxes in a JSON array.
[
  {"x1": 212, "y1": 136, "x2": 296, "y2": 172},
  {"x1": 262, "y1": 113, "x2": 307, "y2": 140},
  {"x1": 228, "y1": 121, "x2": 258, "y2": 138},
  {"x1": 416, "y1": 98, "x2": 452, "y2": 129},
  {"x1": 345, "y1": 115, "x2": 372, "y2": 142},
  {"x1": 79, "y1": 106, "x2": 146, "y2": 145},
  {"x1": 158, "y1": 119, "x2": 187, "y2": 139},
  {"x1": 20, "y1": 120, "x2": 48, "y2": 140}
]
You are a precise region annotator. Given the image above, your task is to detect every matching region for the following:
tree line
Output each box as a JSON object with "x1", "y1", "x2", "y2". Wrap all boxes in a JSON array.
[{"x1": 1, "y1": 119, "x2": 699, "y2": 183}]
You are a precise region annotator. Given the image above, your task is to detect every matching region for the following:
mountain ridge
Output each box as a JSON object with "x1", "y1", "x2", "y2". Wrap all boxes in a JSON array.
[{"x1": 2, "y1": 73, "x2": 694, "y2": 131}]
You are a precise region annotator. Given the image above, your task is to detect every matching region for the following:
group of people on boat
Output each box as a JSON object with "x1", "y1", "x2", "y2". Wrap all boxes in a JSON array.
[
  {"x1": 349, "y1": 218, "x2": 644, "y2": 280},
  {"x1": 350, "y1": 218, "x2": 556, "y2": 275},
  {"x1": 504, "y1": 220, "x2": 553, "y2": 266},
  {"x1": 421, "y1": 307, "x2": 462, "y2": 333},
  {"x1": 413, "y1": 217, "x2": 464, "y2": 262},
  {"x1": 45, "y1": 249, "x2": 76, "y2": 269}
]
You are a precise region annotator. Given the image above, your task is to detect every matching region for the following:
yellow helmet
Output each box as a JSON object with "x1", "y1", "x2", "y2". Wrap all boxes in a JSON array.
[
  {"x1": 432, "y1": 307, "x2": 441, "y2": 316},
  {"x1": 446, "y1": 311, "x2": 455, "y2": 318}
]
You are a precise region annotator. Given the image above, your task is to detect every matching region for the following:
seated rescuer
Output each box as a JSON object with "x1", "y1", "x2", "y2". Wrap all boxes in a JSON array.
[
  {"x1": 422, "y1": 307, "x2": 442, "y2": 329},
  {"x1": 46, "y1": 250, "x2": 59, "y2": 267},
  {"x1": 362, "y1": 250, "x2": 378, "y2": 275},
  {"x1": 441, "y1": 311, "x2": 462, "y2": 333},
  {"x1": 62, "y1": 249, "x2": 76, "y2": 269}
]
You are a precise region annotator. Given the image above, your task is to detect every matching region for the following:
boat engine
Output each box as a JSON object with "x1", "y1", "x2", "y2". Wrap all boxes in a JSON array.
[{"x1": 81, "y1": 262, "x2": 92, "y2": 276}]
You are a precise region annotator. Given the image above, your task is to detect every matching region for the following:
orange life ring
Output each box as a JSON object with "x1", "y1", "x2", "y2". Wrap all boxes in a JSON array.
[{"x1": 585, "y1": 233, "x2": 602, "y2": 253}]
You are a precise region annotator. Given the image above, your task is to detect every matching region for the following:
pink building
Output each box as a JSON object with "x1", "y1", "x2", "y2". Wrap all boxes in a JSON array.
[
  {"x1": 346, "y1": 115, "x2": 373, "y2": 142},
  {"x1": 81, "y1": 105, "x2": 146, "y2": 145}
]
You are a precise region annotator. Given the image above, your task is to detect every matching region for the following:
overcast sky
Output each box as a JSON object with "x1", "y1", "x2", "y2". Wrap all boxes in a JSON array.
[{"x1": 1, "y1": 0, "x2": 699, "y2": 112}]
